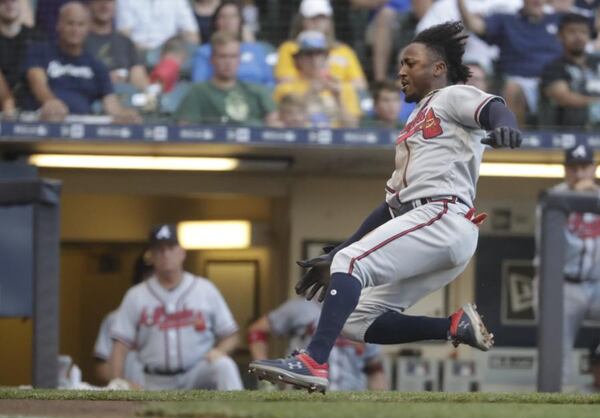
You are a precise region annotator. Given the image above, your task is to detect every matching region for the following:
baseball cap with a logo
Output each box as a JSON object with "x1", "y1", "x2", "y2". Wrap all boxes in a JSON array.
[
  {"x1": 295, "y1": 30, "x2": 329, "y2": 55},
  {"x1": 148, "y1": 224, "x2": 179, "y2": 247},
  {"x1": 565, "y1": 144, "x2": 595, "y2": 166},
  {"x1": 299, "y1": 0, "x2": 333, "y2": 18}
]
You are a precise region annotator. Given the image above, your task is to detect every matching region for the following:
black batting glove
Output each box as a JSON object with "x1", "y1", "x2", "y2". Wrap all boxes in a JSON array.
[
  {"x1": 295, "y1": 253, "x2": 333, "y2": 303},
  {"x1": 481, "y1": 126, "x2": 522, "y2": 149}
]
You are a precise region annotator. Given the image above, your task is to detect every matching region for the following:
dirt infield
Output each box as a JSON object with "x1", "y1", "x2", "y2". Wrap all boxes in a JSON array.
[{"x1": 0, "y1": 399, "x2": 143, "y2": 417}]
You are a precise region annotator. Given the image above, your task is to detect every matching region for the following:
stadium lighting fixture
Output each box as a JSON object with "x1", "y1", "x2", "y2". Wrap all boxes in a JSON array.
[
  {"x1": 479, "y1": 163, "x2": 566, "y2": 178},
  {"x1": 28, "y1": 154, "x2": 240, "y2": 171},
  {"x1": 177, "y1": 221, "x2": 251, "y2": 249}
]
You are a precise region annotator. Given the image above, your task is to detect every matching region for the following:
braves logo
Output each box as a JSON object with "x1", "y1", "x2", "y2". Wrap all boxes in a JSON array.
[
  {"x1": 138, "y1": 306, "x2": 207, "y2": 332},
  {"x1": 567, "y1": 213, "x2": 600, "y2": 239},
  {"x1": 396, "y1": 107, "x2": 443, "y2": 144}
]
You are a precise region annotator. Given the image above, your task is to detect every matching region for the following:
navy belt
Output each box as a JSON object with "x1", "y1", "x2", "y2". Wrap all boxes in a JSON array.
[
  {"x1": 144, "y1": 366, "x2": 187, "y2": 376},
  {"x1": 565, "y1": 275, "x2": 588, "y2": 283},
  {"x1": 392, "y1": 196, "x2": 469, "y2": 217}
]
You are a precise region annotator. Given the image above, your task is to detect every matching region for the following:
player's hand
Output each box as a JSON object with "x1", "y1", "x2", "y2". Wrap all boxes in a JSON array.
[
  {"x1": 40, "y1": 98, "x2": 69, "y2": 122},
  {"x1": 113, "y1": 108, "x2": 142, "y2": 124},
  {"x1": 295, "y1": 253, "x2": 333, "y2": 302},
  {"x1": 205, "y1": 348, "x2": 225, "y2": 363},
  {"x1": 481, "y1": 126, "x2": 522, "y2": 149}
]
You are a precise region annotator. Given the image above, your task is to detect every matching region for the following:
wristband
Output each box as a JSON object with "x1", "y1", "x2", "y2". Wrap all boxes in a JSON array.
[{"x1": 248, "y1": 330, "x2": 269, "y2": 343}]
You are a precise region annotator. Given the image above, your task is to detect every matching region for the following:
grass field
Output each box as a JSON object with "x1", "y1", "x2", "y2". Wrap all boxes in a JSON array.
[{"x1": 2, "y1": 389, "x2": 600, "y2": 418}]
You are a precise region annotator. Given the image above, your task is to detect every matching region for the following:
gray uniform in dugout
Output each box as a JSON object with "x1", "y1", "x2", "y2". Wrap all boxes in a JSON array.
[
  {"x1": 268, "y1": 298, "x2": 383, "y2": 391},
  {"x1": 537, "y1": 144, "x2": 600, "y2": 385},
  {"x1": 111, "y1": 272, "x2": 243, "y2": 390},
  {"x1": 333, "y1": 85, "x2": 503, "y2": 340},
  {"x1": 559, "y1": 182, "x2": 600, "y2": 372}
]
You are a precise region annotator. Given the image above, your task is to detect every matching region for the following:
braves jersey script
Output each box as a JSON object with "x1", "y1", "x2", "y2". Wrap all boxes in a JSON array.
[
  {"x1": 268, "y1": 298, "x2": 382, "y2": 391},
  {"x1": 553, "y1": 183, "x2": 600, "y2": 281},
  {"x1": 111, "y1": 272, "x2": 238, "y2": 372},
  {"x1": 386, "y1": 85, "x2": 502, "y2": 207}
]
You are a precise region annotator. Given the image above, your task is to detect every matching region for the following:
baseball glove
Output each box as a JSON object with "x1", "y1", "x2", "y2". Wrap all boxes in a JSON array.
[
  {"x1": 481, "y1": 126, "x2": 522, "y2": 149},
  {"x1": 295, "y1": 253, "x2": 333, "y2": 302}
]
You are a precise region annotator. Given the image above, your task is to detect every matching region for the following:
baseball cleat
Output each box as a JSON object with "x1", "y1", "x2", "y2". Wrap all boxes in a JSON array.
[
  {"x1": 248, "y1": 349, "x2": 328, "y2": 394},
  {"x1": 449, "y1": 303, "x2": 494, "y2": 351}
]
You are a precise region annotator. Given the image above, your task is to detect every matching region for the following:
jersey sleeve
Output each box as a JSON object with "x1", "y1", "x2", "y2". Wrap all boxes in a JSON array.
[
  {"x1": 442, "y1": 85, "x2": 504, "y2": 129},
  {"x1": 482, "y1": 13, "x2": 505, "y2": 46},
  {"x1": 22, "y1": 41, "x2": 48, "y2": 72},
  {"x1": 110, "y1": 289, "x2": 139, "y2": 348},
  {"x1": 93, "y1": 312, "x2": 115, "y2": 360},
  {"x1": 208, "y1": 283, "x2": 239, "y2": 338},
  {"x1": 267, "y1": 299, "x2": 312, "y2": 336}
]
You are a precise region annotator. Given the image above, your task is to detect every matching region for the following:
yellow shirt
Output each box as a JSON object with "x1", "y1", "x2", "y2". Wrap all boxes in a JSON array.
[
  {"x1": 275, "y1": 40, "x2": 366, "y2": 85},
  {"x1": 274, "y1": 79, "x2": 361, "y2": 128}
]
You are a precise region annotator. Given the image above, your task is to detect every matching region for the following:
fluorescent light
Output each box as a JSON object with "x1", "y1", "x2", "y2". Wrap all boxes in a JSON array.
[
  {"x1": 178, "y1": 221, "x2": 251, "y2": 249},
  {"x1": 480, "y1": 163, "x2": 565, "y2": 178},
  {"x1": 29, "y1": 154, "x2": 239, "y2": 171}
]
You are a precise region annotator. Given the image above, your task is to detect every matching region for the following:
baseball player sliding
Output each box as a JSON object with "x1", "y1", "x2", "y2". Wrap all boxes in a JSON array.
[
  {"x1": 250, "y1": 21, "x2": 522, "y2": 393},
  {"x1": 248, "y1": 298, "x2": 388, "y2": 391},
  {"x1": 108, "y1": 224, "x2": 243, "y2": 390}
]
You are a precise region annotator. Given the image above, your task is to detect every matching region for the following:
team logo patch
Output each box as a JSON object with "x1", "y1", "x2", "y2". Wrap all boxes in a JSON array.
[{"x1": 396, "y1": 107, "x2": 443, "y2": 143}]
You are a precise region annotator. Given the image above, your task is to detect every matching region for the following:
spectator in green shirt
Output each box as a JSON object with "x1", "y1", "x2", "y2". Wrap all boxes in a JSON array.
[{"x1": 176, "y1": 31, "x2": 277, "y2": 125}]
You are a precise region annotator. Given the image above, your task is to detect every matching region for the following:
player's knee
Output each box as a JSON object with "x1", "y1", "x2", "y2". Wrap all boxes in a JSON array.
[
  {"x1": 341, "y1": 315, "x2": 369, "y2": 342},
  {"x1": 332, "y1": 249, "x2": 369, "y2": 287},
  {"x1": 212, "y1": 355, "x2": 238, "y2": 374}
]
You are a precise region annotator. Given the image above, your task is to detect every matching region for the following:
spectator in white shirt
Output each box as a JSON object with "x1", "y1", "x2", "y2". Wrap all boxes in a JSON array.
[{"x1": 116, "y1": 0, "x2": 199, "y2": 51}]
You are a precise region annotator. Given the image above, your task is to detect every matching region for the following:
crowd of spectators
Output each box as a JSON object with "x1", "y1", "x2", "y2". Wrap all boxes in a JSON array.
[{"x1": 1, "y1": 0, "x2": 600, "y2": 130}]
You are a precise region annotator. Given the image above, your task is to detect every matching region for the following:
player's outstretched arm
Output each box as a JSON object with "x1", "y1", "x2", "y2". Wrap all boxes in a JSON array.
[
  {"x1": 296, "y1": 202, "x2": 392, "y2": 301},
  {"x1": 480, "y1": 100, "x2": 522, "y2": 149},
  {"x1": 248, "y1": 316, "x2": 271, "y2": 360}
]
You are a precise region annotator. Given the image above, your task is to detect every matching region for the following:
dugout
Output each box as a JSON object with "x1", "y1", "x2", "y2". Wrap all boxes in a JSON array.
[{"x1": 0, "y1": 137, "x2": 596, "y2": 390}]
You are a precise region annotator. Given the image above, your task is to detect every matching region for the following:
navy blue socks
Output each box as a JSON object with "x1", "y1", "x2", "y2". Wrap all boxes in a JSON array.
[
  {"x1": 306, "y1": 272, "x2": 362, "y2": 364},
  {"x1": 364, "y1": 311, "x2": 450, "y2": 344}
]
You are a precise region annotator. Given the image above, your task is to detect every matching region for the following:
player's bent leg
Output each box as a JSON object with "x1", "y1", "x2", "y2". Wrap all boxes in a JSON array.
[
  {"x1": 250, "y1": 272, "x2": 362, "y2": 393},
  {"x1": 211, "y1": 355, "x2": 244, "y2": 390},
  {"x1": 341, "y1": 259, "x2": 494, "y2": 351}
]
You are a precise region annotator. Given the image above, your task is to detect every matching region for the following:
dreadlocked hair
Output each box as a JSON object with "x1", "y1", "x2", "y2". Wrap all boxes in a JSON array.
[{"x1": 412, "y1": 21, "x2": 471, "y2": 84}]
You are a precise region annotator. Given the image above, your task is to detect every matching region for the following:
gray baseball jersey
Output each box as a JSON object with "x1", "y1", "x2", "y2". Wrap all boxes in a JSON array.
[
  {"x1": 93, "y1": 310, "x2": 145, "y2": 386},
  {"x1": 332, "y1": 85, "x2": 499, "y2": 340},
  {"x1": 550, "y1": 183, "x2": 600, "y2": 281},
  {"x1": 111, "y1": 272, "x2": 239, "y2": 372},
  {"x1": 267, "y1": 298, "x2": 382, "y2": 391},
  {"x1": 537, "y1": 183, "x2": 600, "y2": 385},
  {"x1": 386, "y1": 85, "x2": 501, "y2": 208}
]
